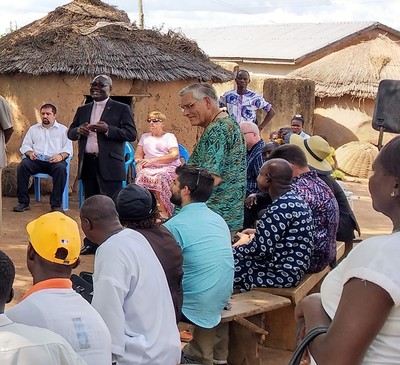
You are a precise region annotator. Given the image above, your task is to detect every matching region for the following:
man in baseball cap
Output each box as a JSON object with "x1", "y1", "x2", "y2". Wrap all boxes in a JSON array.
[
  {"x1": 6, "y1": 212, "x2": 112, "y2": 365},
  {"x1": 114, "y1": 184, "x2": 183, "y2": 322}
]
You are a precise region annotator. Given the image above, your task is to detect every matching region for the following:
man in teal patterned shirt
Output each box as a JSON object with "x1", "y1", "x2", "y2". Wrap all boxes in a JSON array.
[{"x1": 178, "y1": 83, "x2": 246, "y2": 233}]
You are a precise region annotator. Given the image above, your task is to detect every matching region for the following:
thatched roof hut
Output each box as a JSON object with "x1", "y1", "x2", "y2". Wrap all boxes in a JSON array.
[
  {"x1": 0, "y1": 0, "x2": 233, "y2": 83},
  {"x1": 288, "y1": 34, "x2": 400, "y2": 99}
]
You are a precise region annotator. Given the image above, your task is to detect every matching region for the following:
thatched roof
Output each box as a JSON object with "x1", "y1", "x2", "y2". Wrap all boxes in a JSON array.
[
  {"x1": 288, "y1": 34, "x2": 400, "y2": 99},
  {"x1": 0, "y1": 0, "x2": 234, "y2": 83}
]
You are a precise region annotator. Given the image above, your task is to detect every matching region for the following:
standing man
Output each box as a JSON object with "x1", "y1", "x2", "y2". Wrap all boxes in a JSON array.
[
  {"x1": 0, "y1": 95, "x2": 14, "y2": 231},
  {"x1": 164, "y1": 165, "x2": 234, "y2": 365},
  {"x1": 68, "y1": 75, "x2": 136, "y2": 254},
  {"x1": 80, "y1": 195, "x2": 181, "y2": 365},
  {"x1": 13, "y1": 103, "x2": 72, "y2": 213},
  {"x1": 6, "y1": 212, "x2": 112, "y2": 365},
  {"x1": 290, "y1": 114, "x2": 310, "y2": 139},
  {"x1": 219, "y1": 69, "x2": 275, "y2": 131},
  {"x1": 179, "y1": 83, "x2": 246, "y2": 233}
]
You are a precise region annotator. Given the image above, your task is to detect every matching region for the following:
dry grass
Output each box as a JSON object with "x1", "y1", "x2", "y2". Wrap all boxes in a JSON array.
[
  {"x1": 0, "y1": 0, "x2": 234, "y2": 83},
  {"x1": 289, "y1": 35, "x2": 400, "y2": 99}
]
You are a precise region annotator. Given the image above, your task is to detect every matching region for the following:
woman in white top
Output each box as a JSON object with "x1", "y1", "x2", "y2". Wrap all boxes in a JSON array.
[
  {"x1": 295, "y1": 135, "x2": 400, "y2": 365},
  {"x1": 135, "y1": 111, "x2": 180, "y2": 219}
]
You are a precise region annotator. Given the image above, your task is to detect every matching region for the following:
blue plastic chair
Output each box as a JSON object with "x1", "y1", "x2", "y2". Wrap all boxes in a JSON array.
[
  {"x1": 178, "y1": 144, "x2": 190, "y2": 163},
  {"x1": 79, "y1": 142, "x2": 135, "y2": 208},
  {"x1": 33, "y1": 156, "x2": 72, "y2": 211}
]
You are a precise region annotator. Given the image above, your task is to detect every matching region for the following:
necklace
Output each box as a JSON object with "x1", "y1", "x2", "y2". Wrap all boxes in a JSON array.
[{"x1": 211, "y1": 110, "x2": 225, "y2": 124}]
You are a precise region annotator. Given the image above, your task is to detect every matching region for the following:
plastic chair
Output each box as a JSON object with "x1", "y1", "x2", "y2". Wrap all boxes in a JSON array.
[
  {"x1": 78, "y1": 142, "x2": 135, "y2": 208},
  {"x1": 33, "y1": 156, "x2": 72, "y2": 211},
  {"x1": 178, "y1": 144, "x2": 190, "y2": 163}
]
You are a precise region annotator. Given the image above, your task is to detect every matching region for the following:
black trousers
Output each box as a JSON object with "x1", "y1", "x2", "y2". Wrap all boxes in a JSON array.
[
  {"x1": 81, "y1": 153, "x2": 122, "y2": 200},
  {"x1": 17, "y1": 159, "x2": 67, "y2": 207},
  {"x1": 81, "y1": 153, "x2": 122, "y2": 249}
]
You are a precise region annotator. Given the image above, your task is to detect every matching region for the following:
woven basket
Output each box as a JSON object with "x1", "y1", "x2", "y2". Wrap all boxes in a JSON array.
[{"x1": 336, "y1": 141, "x2": 379, "y2": 179}]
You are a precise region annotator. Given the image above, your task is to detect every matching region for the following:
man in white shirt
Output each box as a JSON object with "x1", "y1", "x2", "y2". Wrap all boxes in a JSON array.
[
  {"x1": 0, "y1": 249, "x2": 86, "y2": 365},
  {"x1": 13, "y1": 103, "x2": 73, "y2": 212},
  {"x1": 6, "y1": 212, "x2": 112, "y2": 365},
  {"x1": 80, "y1": 195, "x2": 181, "y2": 365}
]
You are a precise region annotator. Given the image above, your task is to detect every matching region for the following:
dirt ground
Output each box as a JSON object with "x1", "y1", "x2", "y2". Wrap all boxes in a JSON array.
[{"x1": 1, "y1": 179, "x2": 392, "y2": 309}]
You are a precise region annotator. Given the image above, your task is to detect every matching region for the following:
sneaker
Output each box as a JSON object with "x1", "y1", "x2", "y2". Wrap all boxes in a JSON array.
[{"x1": 13, "y1": 203, "x2": 30, "y2": 212}]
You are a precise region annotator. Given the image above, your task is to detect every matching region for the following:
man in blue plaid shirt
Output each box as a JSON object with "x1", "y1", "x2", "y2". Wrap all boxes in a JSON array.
[{"x1": 240, "y1": 122, "x2": 267, "y2": 228}]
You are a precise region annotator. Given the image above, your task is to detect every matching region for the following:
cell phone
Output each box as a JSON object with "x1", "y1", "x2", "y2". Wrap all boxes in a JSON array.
[{"x1": 36, "y1": 153, "x2": 51, "y2": 162}]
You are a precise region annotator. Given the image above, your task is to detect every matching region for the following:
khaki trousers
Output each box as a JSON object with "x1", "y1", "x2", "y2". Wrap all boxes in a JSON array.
[{"x1": 183, "y1": 322, "x2": 229, "y2": 365}]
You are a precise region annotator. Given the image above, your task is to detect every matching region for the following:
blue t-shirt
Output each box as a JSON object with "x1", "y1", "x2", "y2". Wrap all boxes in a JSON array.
[{"x1": 164, "y1": 202, "x2": 234, "y2": 328}]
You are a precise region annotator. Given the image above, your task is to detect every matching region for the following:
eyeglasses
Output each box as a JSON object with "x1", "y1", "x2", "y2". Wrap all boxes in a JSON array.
[
  {"x1": 180, "y1": 99, "x2": 201, "y2": 113},
  {"x1": 90, "y1": 82, "x2": 109, "y2": 88},
  {"x1": 190, "y1": 169, "x2": 202, "y2": 193},
  {"x1": 147, "y1": 118, "x2": 162, "y2": 123}
]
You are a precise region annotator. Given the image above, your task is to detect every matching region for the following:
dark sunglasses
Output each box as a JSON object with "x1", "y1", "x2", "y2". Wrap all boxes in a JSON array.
[{"x1": 147, "y1": 118, "x2": 162, "y2": 123}]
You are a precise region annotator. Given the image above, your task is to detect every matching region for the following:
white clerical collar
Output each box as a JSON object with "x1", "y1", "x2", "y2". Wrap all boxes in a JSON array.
[{"x1": 94, "y1": 98, "x2": 109, "y2": 107}]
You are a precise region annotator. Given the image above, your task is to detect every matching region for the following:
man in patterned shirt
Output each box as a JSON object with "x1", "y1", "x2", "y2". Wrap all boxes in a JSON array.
[
  {"x1": 233, "y1": 158, "x2": 314, "y2": 291},
  {"x1": 240, "y1": 122, "x2": 268, "y2": 228},
  {"x1": 219, "y1": 70, "x2": 275, "y2": 131},
  {"x1": 178, "y1": 83, "x2": 246, "y2": 233},
  {"x1": 269, "y1": 144, "x2": 339, "y2": 273}
]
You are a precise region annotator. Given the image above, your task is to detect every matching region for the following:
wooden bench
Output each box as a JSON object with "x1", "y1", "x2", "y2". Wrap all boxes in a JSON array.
[
  {"x1": 253, "y1": 241, "x2": 346, "y2": 351},
  {"x1": 179, "y1": 290, "x2": 291, "y2": 365}
]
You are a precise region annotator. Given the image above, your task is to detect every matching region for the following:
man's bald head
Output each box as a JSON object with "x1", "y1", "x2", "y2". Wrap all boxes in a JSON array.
[
  {"x1": 81, "y1": 195, "x2": 119, "y2": 224},
  {"x1": 265, "y1": 158, "x2": 293, "y2": 182},
  {"x1": 80, "y1": 195, "x2": 122, "y2": 245}
]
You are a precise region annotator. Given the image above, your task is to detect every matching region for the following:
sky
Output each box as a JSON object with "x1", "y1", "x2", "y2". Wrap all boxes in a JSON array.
[{"x1": 1, "y1": 0, "x2": 399, "y2": 35}]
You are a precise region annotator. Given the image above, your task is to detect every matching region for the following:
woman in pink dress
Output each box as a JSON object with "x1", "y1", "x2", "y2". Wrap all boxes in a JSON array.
[{"x1": 135, "y1": 111, "x2": 181, "y2": 219}]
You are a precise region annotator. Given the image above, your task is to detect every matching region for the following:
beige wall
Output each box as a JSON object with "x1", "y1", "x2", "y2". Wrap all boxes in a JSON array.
[
  {"x1": 313, "y1": 96, "x2": 397, "y2": 148},
  {"x1": 0, "y1": 74, "x2": 203, "y2": 189}
]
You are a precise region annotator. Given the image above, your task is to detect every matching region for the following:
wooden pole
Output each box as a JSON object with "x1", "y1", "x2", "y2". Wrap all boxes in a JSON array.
[{"x1": 138, "y1": 0, "x2": 144, "y2": 29}]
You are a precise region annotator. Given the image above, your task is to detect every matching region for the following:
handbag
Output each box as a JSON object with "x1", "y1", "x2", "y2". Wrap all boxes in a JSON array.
[{"x1": 288, "y1": 326, "x2": 328, "y2": 365}]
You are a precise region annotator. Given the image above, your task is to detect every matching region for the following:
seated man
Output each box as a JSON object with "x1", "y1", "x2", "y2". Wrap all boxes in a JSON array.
[
  {"x1": 269, "y1": 144, "x2": 339, "y2": 273},
  {"x1": 114, "y1": 183, "x2": 183, "y2": 322},
  {"x1": 0, "y1": 250, "x2": 86, "y2": 365},
  {"x1": 239, "y1": 122, "x2": 266, "y2": 229},
  {"x1": 80, "y1": 195, "x2": 181, "y2": 365},
  {"x1": 290, "y1": 134, "x2": 360, "y2": 249},
  {"x1": 13, "y1": 103, "x2": 72, "y2": 212},
  {"x1": 6, "y1": 212, "x2": 112, "y2": 365},
  {"x1": 164, "y1": 165, "x2": 234, "y2": 365},
  {"x1": 233, "y1": 159, "x2": 314, "y2": 292}
]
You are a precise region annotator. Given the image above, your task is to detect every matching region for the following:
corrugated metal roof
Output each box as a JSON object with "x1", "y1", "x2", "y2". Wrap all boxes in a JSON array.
[{"x1": 182, "y1": 22, "x2": 400, "y2": 63}]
